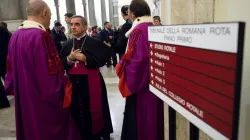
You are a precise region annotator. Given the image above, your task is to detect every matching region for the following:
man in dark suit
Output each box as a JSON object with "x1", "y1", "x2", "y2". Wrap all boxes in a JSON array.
[
  {"x1": 99, "y1": 22, "x2": 117, "y2": 67},
  {"x1": 51, "y1": 22, "x2": 67, "y2": 53}
]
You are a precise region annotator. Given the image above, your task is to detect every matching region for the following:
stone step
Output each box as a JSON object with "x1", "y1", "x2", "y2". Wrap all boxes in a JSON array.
[{"x1": 7, "y1": 96, "x2": 14, "y2": 105}]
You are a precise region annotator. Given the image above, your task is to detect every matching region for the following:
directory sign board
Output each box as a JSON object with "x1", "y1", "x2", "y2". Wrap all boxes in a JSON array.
[{"x1": 148, "y1": 23, "x2": 245, "y2": 140}]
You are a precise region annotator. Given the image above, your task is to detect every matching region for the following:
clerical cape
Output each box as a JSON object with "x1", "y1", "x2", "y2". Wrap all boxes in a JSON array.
[
  {"x1": 60, "y1": 36, "x2": 114, "y2": 140},
  {"x1": 4, "y1": 21, "x2": 81, "y2": 140}
]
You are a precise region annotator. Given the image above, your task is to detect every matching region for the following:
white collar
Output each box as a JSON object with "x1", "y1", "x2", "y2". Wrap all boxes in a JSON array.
[
  {"x1": 125, "y1": 16, "x2": 152, "y2": 37},
  {"x1": 19, "y1": 20, "x2": 46, "y2": 31},
  {"x1": 73, "y1": 33, "x2": 86, "y2": 40}
]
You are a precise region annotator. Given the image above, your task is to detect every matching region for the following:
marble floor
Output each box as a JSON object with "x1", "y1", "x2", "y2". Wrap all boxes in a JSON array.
[{"x1": 0, "y1": 66, "x2": 125, "y2": 140}]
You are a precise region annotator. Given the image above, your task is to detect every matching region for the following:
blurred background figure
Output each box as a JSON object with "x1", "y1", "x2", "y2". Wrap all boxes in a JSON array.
[
  {"x1": 0, "y1": 26, "x2": 11, "y2": 109},
  {"x1": 153, "y1": 16, "x2": 162, "y2": 25},
  {"x1": 112, "y1": 5, "x2": 132, "y2": 61},
  {"x1": 99, "y1": 22, "x2": 114, "y2": 67},
  {"x1": 96, "y1": 27, "x2": 102, "y2": 33},
  {"x1": 0, "y1": 21, "x2": 12, "y2": 35},
  {"x1": 86, "y1": 25, "x2": 92, "y2": 36},
  {"x1": 51, "y1": 21, "x2": 67, "y2": 53},
  {"x1": 64, "y1": 12, "x2": 74, "y2": 39},
  {"x1": 95, "y1": 27, "x2": 102, "y2": 40},
  {"x1": 61, "y1": 26, "x2": 66, "y2": 33},
  {"x1": 91, "y1": 25, "x2": 98, "y2": 37}
]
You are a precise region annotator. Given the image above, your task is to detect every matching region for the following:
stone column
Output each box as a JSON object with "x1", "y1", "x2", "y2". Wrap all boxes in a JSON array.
[
  {"x1": 54, "y1": 0, "x2": 60, "y2": 22},
  {"x1": 113, "y1": 0, "x2": 119, "y2": 28},
  {"x1": 108, "y1": 0, "x2": 114, "y2": 26},
  {"x1": 87, "y1": 0, "x2": 97, "y2": 26},
  {"x1": 66, "y1": 0, "x2": 76, "y2": 15},
  {"x1": 100, "y1": 0, "x2": 107, "y2": 25},
  {"x1": 82, "y1": 0, "x2": 88, "y2": 19}
]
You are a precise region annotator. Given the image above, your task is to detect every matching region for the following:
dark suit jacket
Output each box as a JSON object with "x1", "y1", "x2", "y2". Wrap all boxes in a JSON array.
[
  {"x1": 0, "y1": 27, "x2": 11, "y2": 77},
  {"x1": 51, "y1": 28, "x2": 67, "y2": 52},
  {"x1": 112, "y1": 20, "x2": 132, "y2": 54},
  {"x1": 99, "y1": 29, "x2": 112, "y2": 44}
]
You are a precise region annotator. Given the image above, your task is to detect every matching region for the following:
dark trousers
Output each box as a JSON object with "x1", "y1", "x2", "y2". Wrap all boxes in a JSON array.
[
  {"x1": 118, "y1": 53, "x2": 124, "y2": 61},
  {"x1": 107, "y1": 51, "x2": 117, "y2": 67},
  {"x1": 0, "y1": 75, "x2": 10, "y2": 109},
  {"x1": 121, "y1": 94, "x2": 137, "y2": 140}
]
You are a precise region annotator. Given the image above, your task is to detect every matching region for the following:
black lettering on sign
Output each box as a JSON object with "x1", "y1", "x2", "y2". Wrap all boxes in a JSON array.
[
  {"x1": 150, "y1": 28, "x2": 165, "y2": 33},
  {"x1": 177, "y1": 36, "x2": 192, "y2": 43},
  {"x1": 181, "y1": 27, "x2": 206, "y2": 35},
  {"x1": 166, "y1": 28, "x2": 180, "y2": 34},
  {"x1": 164, "y1": 35, "x2": 175, "y2": 41},
  {"x1": 210, "y1": 27, "x2": 231, "y2": 35}
]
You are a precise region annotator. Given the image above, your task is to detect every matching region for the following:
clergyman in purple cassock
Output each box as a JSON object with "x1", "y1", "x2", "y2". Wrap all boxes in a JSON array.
[
  {"x1": 116, "y1": 1, "x2": 164, "y2": 140},
  {"x1": 4, "y1": 19, "x2": 82, "y2": 140}
]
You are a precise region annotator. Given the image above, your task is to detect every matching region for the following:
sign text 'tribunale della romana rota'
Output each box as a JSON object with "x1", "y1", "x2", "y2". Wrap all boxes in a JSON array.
[{"x1": 149, "y1": 26, "x2": 231, "y2": 44}]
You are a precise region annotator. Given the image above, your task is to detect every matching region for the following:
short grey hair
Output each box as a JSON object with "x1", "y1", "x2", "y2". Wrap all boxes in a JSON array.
[
  {"x1": 71, "y1": 15, "x2": 88, "y2": 26},
  {"x1": 26, "y1": 0, "x2": 48, "y2": 16}
]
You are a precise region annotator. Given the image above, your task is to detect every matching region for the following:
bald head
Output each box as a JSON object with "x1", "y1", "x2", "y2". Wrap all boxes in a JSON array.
[
  {"x1": 26, "y1": 0, "x2": 51, "y2": 29},
  {"x1": 26, "y1": 0, "x2": 49, "y2": 16}
]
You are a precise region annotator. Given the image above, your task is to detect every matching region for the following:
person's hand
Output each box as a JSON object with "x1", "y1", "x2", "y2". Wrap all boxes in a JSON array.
[
  {"x1": 109, "y1": 36, "x2": 113, "y2": 39},
  {"x1": 76, "y1": 53, "x2": 86, "y2": 62},
  {"x1": 106, "y1": 42, "x2": 111, "y2": 47},
  {"x1": 68, "y1": 49, "x2": 81, "y2": 61},
  {"x1": 103, "y1": 41, "x2": 111, "y2": 47}
]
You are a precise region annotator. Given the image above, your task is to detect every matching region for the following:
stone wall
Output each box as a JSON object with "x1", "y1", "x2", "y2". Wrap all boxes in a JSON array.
[
  {"x1": 0, "y1": 0, "x2": 22, "y2": 21},
  {"x1": 171, "y1": 0, "x2": 214, "y2": 24},
  {"x1": 0, "y1": 0, "x2": 28, "y2": 21},
  {"x1": 0, "y1": 0, "x2": 29, "y2": 32},
  {"x1": 19, "y1": 0, "x2": 29, "y2": 19}
]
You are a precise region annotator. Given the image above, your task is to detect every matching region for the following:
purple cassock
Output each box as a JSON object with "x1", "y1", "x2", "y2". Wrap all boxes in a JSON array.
[
  {"x1": 4, "y1": 21, "x2": 81, "y2": 140},
  {"x1": 117, "y1": 17, "x2": 164, "y2": 140}
]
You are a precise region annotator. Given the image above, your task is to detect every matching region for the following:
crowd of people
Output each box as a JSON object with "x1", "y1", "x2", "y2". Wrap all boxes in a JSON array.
[{"x1": 0, "y1": 0, "x2": 163, "y2": 140}]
